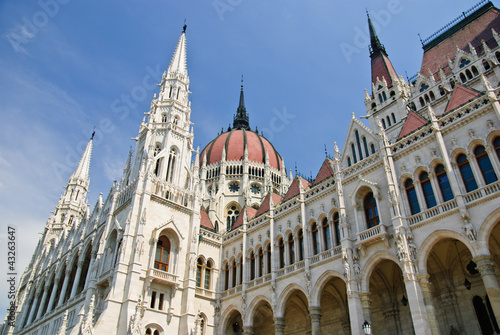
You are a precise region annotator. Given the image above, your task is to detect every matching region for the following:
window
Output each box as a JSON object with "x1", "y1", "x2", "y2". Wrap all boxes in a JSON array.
[
  {"x1": 459, "y1": 58, "x2": 470, "y2": 68},
  {"x1": 439, "y1": 85, "x2": 445, "y2": 96},
  {"x1": 351, "y1": 143, "x2": 357, "y2": 164},
  {"x1": 364, "y1": 192, "x2": 379, "y2": 228},
  {"x1": 420, "y1": 172, "x2": 437, "y2": 208},
  {"x1": 472, "y1": 66, "x2": 479, "y2": 77},
  {"x1": 150, "y1": 291, "x2": 156, "y2": 309},
  {"x1": 258, "y1": 248, "x2": 264, "y2": 277},
  {"x1": 371, "y1": 143, "x2": 376, "y2": 154},
  {"x1": 238, "y1": 257, "x2": 243, "y2": 285},
  {"x1": 435, "y1": 165, "x2": 454, "y2": 202},
  {"x1": 363, "y1": 137, "x2": 369, "y2": 158},
  {"x1": 173, "y1": 115, "x2": 179, "y2": 126},
  {"x1": 386, "y1": 116, "x2": 391, "y2": 127},
  {"x1": 266, "y1": 244, "x2": 272, "y2": 274},
  {"x1": 495, "y1": 137, "x2": 500, "y2": 159},
  {"x1": 333, "y1": 212, "x2": 340, "y2": 245},
  {"x1": 279, "y1": 238, "x2": 285, "y2": 268},
  {"x1": 226, "y1": 205, "x2": 240, "y2": 230},
  {"x1": 457, "y1": 154, "x2": 478, "y2": 192},
  {"x1": 166, "y1": 148, "x2": 176, "y2": 182},
  {"x1": 154, "y1": 157, "x2": 162, "y2": 177},
  {"x1": 312, "y1": 223, "x2": 320, "y2": 255},
  {"x1": 158, "y1": 293, "x2": 164, "y2": 310},
  {"x1": 460, "y1": 73, "x2": 467, "y2": 83},
  {"x1": 391, "y1": 113, "x2": 396, "y2": 124},
  {"x1": 229, "y1": 182, "x2": 240, "y2": 192},
  {"x1": 224, "y1": 264, "x2": 229, "y2": 290},
  {"x1": 405, "y1": 179, "x2": 420, "y2": 215},
  {"x1": 196, "y1": 258, "x2": 203, "y2": 287},
  {"x1": 154, "y1": 236, "x2": 170, "y2": 272},
  {"x1": 298, "y1": 229, "x2": 304, "y2": 261},
  {"x1": 232, "y1": 260, "x2": 237, "y2": 287},
  {"x1": 347, "y1": 157, "x2": 351, "y2": 167},
  {"x1": 382, "y1": 118, "x2": 387, "y2": 129},
  {"x1": 322, "y1": 218, "x2": 331, "y2": 250},
  {"x1": 355, "y1": 130, "x2": 363, "y2": 160},
  {"x1": 466, "y1": 69, "x2": 473, "y2": 80},
  {"x1": 420, "y1": 83, "x2": 429, "y2": 92},
  {"x1": 288, "y1": 234, "x2": 295, "y2": 264},
  {"x1": 204, "y1": 261, "x2": 212, "y2": 290},
  {"x1": 250, "y1": 252, "x2": 256, "y2": 280},
  {"x1": 251, "y1": 184, "x2": 261, "y2": 194},
  {"x1": 483, "y1": 60, "x2": 491, "y2": 71},
  {"x1": 161, "y1": 114, "x2": 167, "y2": 122},
  {"x1": 475, "y1": 146, "x2": 498, "y2": 184}
]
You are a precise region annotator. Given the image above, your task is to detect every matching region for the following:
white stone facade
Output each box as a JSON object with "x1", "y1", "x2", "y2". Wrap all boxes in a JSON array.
[{"x1": 4, "y1": 3, "x2": 500, "y2": 335}]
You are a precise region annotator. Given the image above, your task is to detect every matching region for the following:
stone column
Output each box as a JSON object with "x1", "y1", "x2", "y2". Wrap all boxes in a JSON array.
[
  {"x1": 405, "y1": 275, "x2": 432, "y2": 335},
  {"x1": 359, "y1": 292, "x2": 372, "y2": 323},
  {"x1": 70, "y1": 260, "x2": 84, "y2": 298},
  {"x1": 348, "y1": 292, "x2": 366, "y2": 335},
  {"x1": 46, "y1": 276, "x2": 60, "y2": 313},
  {"x1": 475, "y1": 255, "x2": 500, "y2": 326},
  {"x1": 57, "y1": 268, "x2": 72, "y2": 306},
  {"x1": 83, "y1": 251, "x2": 97, "y2": 290},
  {"x1": 274, "y1": 317, "x2": 285, "y2": 335},
  {"x1": 417, "y1": 274, "x2": 440, "y2": 335},
  {"x1": 309, "y1": 306, "x2": 322, "y2": 335},
  {"x1": 27, "y1": 288, "x2": 42, "y2": 324},
  {"x1": 35, "y1": 283, "x2": 50, "y2": 319}
]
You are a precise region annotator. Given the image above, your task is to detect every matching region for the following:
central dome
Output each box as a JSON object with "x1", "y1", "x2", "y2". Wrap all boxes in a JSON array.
[{"x1": 200, "y1": 128, "x2": 283, "y2": 170}]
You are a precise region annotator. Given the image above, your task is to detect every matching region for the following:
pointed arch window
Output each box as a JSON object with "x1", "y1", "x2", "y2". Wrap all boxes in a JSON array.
[
  {"x1": 495, "y1": 137, "x2": 500, "y2": 159},
  {"x1": 364, "y1": 192, "x2": 379, "y2": 228},
  {"x1": 483, "y1": 60, "x2": 491, "y2": 71},
  {"x1": 311, "y1": 223, "x2": 320, "y2": 255},
  {"x1": 161, "y1": 114, "x2": 167, "y2": 123},
  {"x1": 391, "y1": 113, "x2": 396, "y2": 124},
  {"x1": 166, "y1": 148, "x2": 177, "y2": 183},
  {"x1": 405, "y1": 179, "x2": 420, "y2": 215},
  {"x1": 196, "y1": 258, "x2": 203, "y2": 287},
  {"x1": 363, "y1": 136, "x2": 369, "y2": 157},
  {"x1": 333, "y1": 212, "x2": 340, "y2": 245},
  {"x1": 298, "y1": 229, "x2": 304, "y2": 261},
  {"x1": 457, "y1": 154, "x2": 478, "y2": 192},
  {"x1": 258, "y1": 247, "x2": 264, "y2": 277},
  {"x1": 204, "y1": 260, "x2": 212, "y2": 289},
  {"x1": 435, "y1": 164, "x2": 453, "y2": 202},
  {"x1": 266, "y1": 244, "x2": 272, "y2": 274},
  {"x1": 475, "y1": 145, "x2": 498, "y2": 184},
  {"x1": 224, "y1": 263, "x2": 229, "y2": 290},
  {"x1": 371, "y1": 143, "x2": 376, "y2": 154},
  {"x1": 226, "y1": 205, "x2": 240, "y2": 231},
  {"x1": 278, "y1": 238, "x2": 285, "y2": 268},
  {"x1": 351, "y1": 143, "x2": 357, "y2": 164},
  {"x1": 250, "y1": 251, "x2": 256, "y2": 280},
  {"x1": 382, "y1": 118, "x2": 387, "y2": 129},
  {"x1": 173, "y1": 115, "x2": 179, "y2": 126},
  {"x1": 288, "y1": 234, "x2": 295, "y2": 264},
  {"x1": 355, "y1": 130, "x2": 363, "y2": 160},
  {"x1": 322, "y1": 218, "x2": 331, "y2": 250},
  {"x1": 154, "y1": 236, "x2": 170, "y2": 272},
  {"x1": 347, "y1": 157, "x2": 352, "y2": 167},
  {"x1": 420, "y1": 172, "x2": 437, "y2": 208},
  {"x1": 238, "y1": 256, "x2": 243, "y2": 285},
  {"x1": 232, "y1": 260, "x2": 237, "y2": 287}
]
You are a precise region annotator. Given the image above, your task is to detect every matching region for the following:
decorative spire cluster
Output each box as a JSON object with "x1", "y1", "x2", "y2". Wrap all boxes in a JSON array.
[{"x1": 232, "y1": 76, "x2": 250, "y2": 130}]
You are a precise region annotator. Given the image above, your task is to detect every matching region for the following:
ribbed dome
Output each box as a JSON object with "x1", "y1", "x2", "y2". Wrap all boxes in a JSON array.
[{"x1": 200, "y1": 129, "x2": 283, "y2": 170}]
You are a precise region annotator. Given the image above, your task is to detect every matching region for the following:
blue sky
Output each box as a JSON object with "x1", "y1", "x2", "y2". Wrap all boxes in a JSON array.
[{"x1": 0, "y1": 0, "x2": 480, "y2": 315}]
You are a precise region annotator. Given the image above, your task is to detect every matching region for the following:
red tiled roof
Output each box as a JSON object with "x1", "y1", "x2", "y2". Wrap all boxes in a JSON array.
[
  {"x1": 200, "y1": 129, "x2": 283, "y2": 170},
  {"x1": 254, "y1": 192, "x2": 283, "y2": 218},
  {"x1": 444, "y1": 84, "x2": 481, "y2": 113},
  {"x1": 421, "y1": 7, "x2": 500, "y2": 76},
  {"x1": 232, "y1": 206, "x2": 259, "y2": 230},
  {"x1": 371, "y1": 53, "x2": 398, "y2": 87},
  {"x1": 398, "y1": 111, "x2": 429, "y2": 139},
  {"x1": 282, "y1": 176, "x2": 311, "y2": 203},
  {"x1": 200, "y1": 206, "x2": 214, "y2": 230},
  {"x1": 313, "y1": 158, "x2": 335, "y2": 185},
  {"x1": 247, "y1": 207, "x2": 257, "y2": 220}
]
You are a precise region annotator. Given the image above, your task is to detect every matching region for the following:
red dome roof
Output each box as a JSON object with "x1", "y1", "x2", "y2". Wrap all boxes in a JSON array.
[{"x1": 200, "y1": 129, "x2": 283, "y2": 170}]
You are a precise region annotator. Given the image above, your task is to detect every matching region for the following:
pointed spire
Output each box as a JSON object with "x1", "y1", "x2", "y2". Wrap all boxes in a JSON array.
[
  {"x1": 367, "y1": 11, "x2": 386, "y2": 58},
  {"x1": 69, "y1": 135, "x2": 93, "y2": 186},
  {"x1": 167, "y1": 26, "x2": 188, "y2": 78},
  {"x1": 233, "y1": 76, "x2": 250, "y2": 130}
]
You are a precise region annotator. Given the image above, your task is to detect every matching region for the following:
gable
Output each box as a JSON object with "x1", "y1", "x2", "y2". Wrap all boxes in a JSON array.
[
  {"x1": 341, "y1": 116, "x2": 377, "y2": 167},
  {"x1": 398, "y1": 111, "x2": 429, "y2": 139},
  {"x1": 313, "y1": 158, "x2": 335, "y2": 185},
  {"x1": 444, "y1": 84, "x2": 481, "y2": 113},
  {"x1": 282, "y1": 176, "x2": 311, "y2": 202},
  {"x1": 200, "y1": 206, "x2": 214, "y2": 230}
]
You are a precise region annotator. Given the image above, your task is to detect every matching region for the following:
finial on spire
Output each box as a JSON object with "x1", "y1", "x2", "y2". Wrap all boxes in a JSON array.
[
  {"x1": 367, "y1": 11, "x2": 387, "y2": 58},
  {"x1": 324, "y1": 144, "x2": 328, "y2": 157},
  {"x1": 183, "y1": 19, "x2": 187, "y2": 33},
  {"x1": 233, "y1": 76, "x2": 250, "y2": 130},
  {"x1": 91, "y1": 126, "x2": 96, "y2": 140},
  {"x1": 241, "y1": 74, "x2": 244, "y2": 88}
]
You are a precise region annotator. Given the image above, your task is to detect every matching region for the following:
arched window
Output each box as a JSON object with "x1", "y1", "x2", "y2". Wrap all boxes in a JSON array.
[
  {"x1": 378, "y1": 94, "x2": 383, "y2": 103},
  {"x1": 364, "y1": 192, "x2": 379, "y2": 228},
  {"x1": 146, "y1": 329, "x2": 152, "y2": 335},
  {"x1": 483, "y1": 60, "x2": 491, "y2": 71},
  {"x1": 154, "y1": 236, "x2": 171, "y2": 272},
  {"x1": 154, "y1": 157, "x2": 162, "y2": 177},
  {"x1": 298, "y1": 229, "x2": 304, "y2": 261},
  {"x1": 311, "y1": 223, "x2": 320, "y2": 255},
  {"x1": 224, "y1": 263, "x2": 229, "y2": 290},
  {"x1": 196, "y1": 258, "x2": 203, "y2": 287},
  {"x1": 439, "y1": 85, "x2": 445, "y2": 96},
  {"x1": 238, "y1": 256, "x2": 243, "y2": 285},
  {"x1": 449, "y1": 78, "x2": 456, "y2": 88},
  {"x1": 322, "y1": 218, "x2": 331, "y2": 250},
  {"x1": 333, "y1": 212, "x2": 340, "y2": 245},
  {"x1": 472, "y1": 66, "x2": 479, "y2": 76},
  {"x1": 457, "y1": 154, "x2": 478, "y2": 192},
  {"x1": 266, "y1": 244, "x2": 272, "y2": 274},
  {"x1": 371, "y1": 143, "x2": 376, "y2": 154},
  {"x1": 475, "y1": 145, "x2": 498, "y2": 184},
  {"x1": 405, "y1": 179, "x2": 420, "y2": 215},
  {"x1": 154, "y1": 330, "x2": 159, "y2": 335},
  {"x1": 430, "y1": 91, "x2": 435, "y2": 101},
  {"x1": 250, "y1": 252, "x2": 256, "y2": 280},
  {"x1": 288, "y1": 234, "x2": 295, "y2": 264},
  {"x1": 386, "y1": 116, "x2": 391, "y2": 127},
  {"x1": 204, "y1": 261, "x2": 212, "y2": 290},
  {"x1": 258, "y1": 248, "x2": 264, "y2": 277},
  {"x1": 391, "y1": 113, "x2": 396, "y2": 124},
  {"x1": 435, "y1": 165, "x2": 454, "y2": 202},
  {"x1": 173, "y1": 115, "x2": 179, "y2": 126},
  {"x1": 232, "y1": 260, "x2": 237, "y2": 287},
  {"x1": 465, "y1": 69, "x2": 473, "y2": 80},
  {"x1": 424, "y1": 94, "x2": 430, "y2": 103},
  {"x1": 420, "y1": 172, "x2": 437, "y2": 208},
  {"x1": 161, "y1": 113, "x2": 167, "y2": 122},
  {"x1": 460, "y1": 73, "x2": 467, "y2": 83},
  {"x1": 278, "y1": 238, "x2": 285, "y2": 268},
  {"x1": 363, "y1": 136, "x2": 369, "y2": 157},
  {"x1": 381, "y1": 118, "x2": 387, "y2": 129},
  {"x1": 495, "y1": 137, "x2": 500, "y2": 159},
  {"x1": 166, "y1": 148, "x2": 177, "y2": 182},
  {"x1": 355, "y1": 130, "x2": 363, "y2": 160},
  {"x1": 347, "y1": 157, "x2": 352, "y2": 167},
  {"x1": 351, "y1": 143, "x2": 357, "y2": 164},
  {"x1": 226, "y1": 205, "x2": 240, "y2": 231},
  {"x1": 382, "y1": 91, "x2": 387, "y2": 101}
]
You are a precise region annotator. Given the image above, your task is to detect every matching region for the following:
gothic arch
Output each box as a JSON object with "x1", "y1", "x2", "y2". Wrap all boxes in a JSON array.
[
  {"x1": 219, "y1": 304, "x2": 243, "y2": 335},
  {"x1": 361, "y1": 251, "x2": 400, "y2": 292},
  {"x1": 417, "y1": 229, "x2": 477, "y2": 274},
  {"x1": 310, "y1": 270, "x2": 345, "y2": 306},
  {"x1": 246, "y1": 295, "x2": 273, "y2": 324},
  {"x1": 477, "y1": 207, "x2": 500, "y2": 254},
  {"x1": 275, "y1": 282, "x2": 308, "y2": 318}
]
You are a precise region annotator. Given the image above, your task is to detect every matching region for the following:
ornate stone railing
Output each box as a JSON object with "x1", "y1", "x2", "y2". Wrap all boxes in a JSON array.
[
  {"x1": 464, "y1": 181, "x2": 500, "y2": 204},
  {"x1": 408, "y1": 199, "x2": 458, "y2": 226},
  {"x1": 356, "y1": 224, "x2": 390, "y2": 254},
  {"x1": 146, "y1": 268, "x2": 179, "y2": 287}
]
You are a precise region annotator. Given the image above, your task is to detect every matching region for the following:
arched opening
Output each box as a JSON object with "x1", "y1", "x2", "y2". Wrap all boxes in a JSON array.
[
  {"x1": 364, "y1": 192, "x2": 379, "y2": 228},
  {"x1": 369, "y1": 259, "x2": 413, "y2": 335},
  {"x1": 288, "y1": 234, "x2": 295, "y2": 265},
  {"x1": 405, "y1": 178, "x2": 420, "y2": 215},
  {"x1": 283, "y1": 290, "x2": 310, "y2": 334},
  {"x1": 483, "y1": 60, "x2": 491, "y2": 71},
  {"x1": 298, "y1": 229, "x2": 304, "y2": 261},
  {"x1": 196, "y1": 258, "x2": 203, "y2": 287},
  {"x1": 475, "y1": 145, "x2": 498, "y2": 184},
  {"x1": 165, "y1": 148, "x2": 177, "y2": 183},
  {"x1": 154, "y1": 236, "x2": 171, "y2": 272},
  {"x1": 319, "y1": 277, "x2": 349, "y2": 334},
  {"x1": 435, "y1": 164, "x2": 454, "y2": 202},
  {"x1": 224, "y1": 309, "x2": 243, "y2": 335},
  {"x1": 204, "y1": 260, "x2": 212, "y2": 289},
  {"x1": 252, "y1": 300, "x2": 274, "y2": 335},
  {"x1": 77, "y1": 246, "x2": 92, "y2": 294},
  {"x1": 311, "y1": 223, "x2": 320, "y2": 255},
  {"x1": 333, "y1": 212, "x2": 341, "y2": 245},
  {"x1": 226, "y1": 203, "x2": 241, "y2": 231},
  {"x1": 420, "y1": 171, "x2": 436, "y2": 209},
  {"x1": 457, "y1": 154, "x2": 478, "y2": 192}
]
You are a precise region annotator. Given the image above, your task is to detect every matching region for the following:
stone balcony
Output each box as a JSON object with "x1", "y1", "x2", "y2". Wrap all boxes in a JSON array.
[{"x1": 146, "y1": 268, "x2": 179, "y2": 288}]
